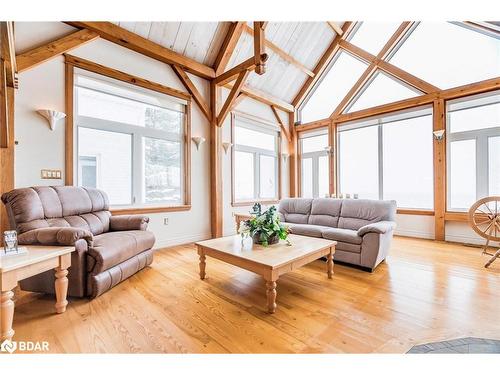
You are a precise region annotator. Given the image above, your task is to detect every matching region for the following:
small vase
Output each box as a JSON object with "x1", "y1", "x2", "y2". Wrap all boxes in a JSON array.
[{"x1": 252, "y1": 232, "x2": 279, "y2": 245}]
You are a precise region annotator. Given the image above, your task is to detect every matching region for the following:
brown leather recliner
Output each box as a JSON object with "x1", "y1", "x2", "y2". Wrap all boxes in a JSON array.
[{"x1": 1, "y1": 186, "x2": 155, "y2": 298}]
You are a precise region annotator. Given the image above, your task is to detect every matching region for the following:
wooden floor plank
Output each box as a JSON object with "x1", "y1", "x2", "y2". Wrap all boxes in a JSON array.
[{"x1": 10, "y1": 236, "x2": 500, "y2": 353}]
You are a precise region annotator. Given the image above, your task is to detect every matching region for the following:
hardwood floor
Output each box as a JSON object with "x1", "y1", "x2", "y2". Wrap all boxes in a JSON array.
[{"x1": 10, "y1": 236, "x2": 500, "y2": 353}]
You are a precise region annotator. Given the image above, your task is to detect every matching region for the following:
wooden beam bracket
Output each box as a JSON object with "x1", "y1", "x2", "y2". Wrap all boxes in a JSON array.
[{"x1": 217, "y1": 69, "x2": 250, "y2": 126}]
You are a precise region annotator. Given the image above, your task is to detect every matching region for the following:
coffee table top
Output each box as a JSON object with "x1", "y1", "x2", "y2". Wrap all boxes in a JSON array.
[
  {"x1": 0, "y1": 245, "x2": 74, "y2": 273},
  {"x1": 196, "y1": 234, "x2": 336, "y2": 269}
]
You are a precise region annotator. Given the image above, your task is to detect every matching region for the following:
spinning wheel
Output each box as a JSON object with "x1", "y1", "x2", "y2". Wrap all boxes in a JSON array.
[{"x1": 468, "y1": 196, "x2": 500, "y2": 268}]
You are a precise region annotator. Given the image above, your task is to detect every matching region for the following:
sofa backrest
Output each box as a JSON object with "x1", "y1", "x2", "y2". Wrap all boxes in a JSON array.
[
  {"x1": 278, "y1": 198, "x2": 313, "y2": 224},
  {"x1": 1, "y1": 186, "x2": 111, "y2": 236},
  {"x1": 278, "y1": 197, "x2": 396, "y2": 230},
  {"x1": 308, "y1": 198, "x2": 342, "y2": 227},
  {"x1": 338, "y1": 199, "x2": 396, "y2": 230}
]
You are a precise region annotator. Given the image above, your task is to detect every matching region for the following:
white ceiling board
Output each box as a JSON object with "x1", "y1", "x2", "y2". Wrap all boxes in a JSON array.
[{"x1": 14, "y1": 22, "x2": 78, "y2": 54}]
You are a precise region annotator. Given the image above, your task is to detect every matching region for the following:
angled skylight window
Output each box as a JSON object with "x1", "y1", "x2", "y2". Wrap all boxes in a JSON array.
[
  {"x1": 300, "y1": 51, "x2": 368, "y2": 123},
  {"x1": 346, "y1": 71, "x2": 422, "y2": 113},
  {"x1": 349, "y1": 22, "x2": 402, "y2": 56},
  {"x1": 389, "y1": 22, "x2": 500, "y2": 89}
]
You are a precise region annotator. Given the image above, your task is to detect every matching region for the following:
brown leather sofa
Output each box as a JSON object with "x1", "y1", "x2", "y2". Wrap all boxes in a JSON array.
[{"x1": 1, "y1": 186, "x2": 155, "y2": 298}]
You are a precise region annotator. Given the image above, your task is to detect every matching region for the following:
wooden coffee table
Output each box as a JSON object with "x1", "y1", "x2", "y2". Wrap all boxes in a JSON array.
[{"x1": 195, "y1": 234, "x2": 336, "y2": 313}]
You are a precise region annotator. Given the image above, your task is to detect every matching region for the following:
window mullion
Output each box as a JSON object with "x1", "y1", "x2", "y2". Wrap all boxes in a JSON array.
[
  {"x1": 476, "y1": 135, "x2": 489, "y2": 199},
  {"x1": 133, "y1": 132, "x2": 143, "y2": 205}
]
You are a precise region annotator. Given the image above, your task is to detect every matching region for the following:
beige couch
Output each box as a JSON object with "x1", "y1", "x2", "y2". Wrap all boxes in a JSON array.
[
  {"x1": 278, "y1": 198, "x2": 397, "y2": 271},
  {"x1": 1, "y1": 186, "x2": 155, "y2": 298}
]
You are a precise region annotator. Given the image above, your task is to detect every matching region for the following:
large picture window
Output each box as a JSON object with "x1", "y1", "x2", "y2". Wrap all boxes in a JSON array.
[
  {"x1": 337, "y1": 108, "x2": 434, "y2": 209},
  {"x1": 299, "y1": 130, "x2": 330, "y2": 198},
  {"x1": 74, "y1": 70, "x2": 188, "y2": 207},
  {"x1": 447, "y1": 91, "x2": 500, "y2": 211},
  {"x1": 232, "y1": 115, "x2": 279, "y2": 203}
]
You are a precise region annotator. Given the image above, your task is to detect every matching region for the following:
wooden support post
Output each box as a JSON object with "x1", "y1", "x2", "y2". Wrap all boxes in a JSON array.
[
  {"x1": 210, "y1": 82, "x2": 223, "y2": 237},
  {"x1": 433, "y1": 99, "x2": 446, "y2": 241},
  {"x1": 0, "y1": 86, "x2": 15, "y2": 234},
  {"x1": 253, "y1": 22, "x2": 266, "y2": 75},
  {"x1": 289, "y1": 112, "x2": 298, "y2": 197},
  {"x1": 0, "y1": 22, "x2": 17, "y2": 89},
  {"x1": 329, "y1": 121, "x2": 337, "y2": 197},
  {"x1": 65, "y1": 63, "x2": 74, "y2": 185},
  {"x1": 0, "y1": 60, "x2": 8, "y2": 148}
]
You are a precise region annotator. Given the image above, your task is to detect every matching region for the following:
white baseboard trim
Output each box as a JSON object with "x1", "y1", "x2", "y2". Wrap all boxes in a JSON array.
[
  {"x1": 395, "y1": 228, "x2": 434, "y2": 240},
  {"x1": 153, "y1": 232, "x2": 212, "y2": 250},
  {"x1": 445, "y1": 233, "x2": 498, "y2": 246}
]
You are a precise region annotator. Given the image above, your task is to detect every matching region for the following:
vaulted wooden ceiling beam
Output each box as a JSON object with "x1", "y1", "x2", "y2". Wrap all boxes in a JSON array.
[
  {"x1": 214, "y1": 53, "x2": 268, "y2": 86},
  {"x1": 224, "y1": 82, "x2": 294, "y2": 113},
  {"x1": 327, "y1": 22, "x2": 344, "y2": 36},
  {"x1": 338, "y1": 39, "x2": 439, "y2": 93},
  {"x1": 214, "y1": 22, "x2": 245, "y2": 76},
  {"x1": 217, "y1": 69, "x2": 250, "y2": 126},
  {"x1": 17, "y1": 29, "x2": 99, "y2": 73},
  {"x1": 243, "y1": 24, "x2": 315, "y2": 77},
  {"x1": 0, "y1": 22, "x2": 17, "y2": 88},
  {"x1": 292, "y1": 22, "x2": 356, "y2": 108},
  {"x1": 65, "y1": 22, "x2": 216, "y2": 79},
  {"x1": 172, "y1": 65, "x2": 212, "y2": 122}
]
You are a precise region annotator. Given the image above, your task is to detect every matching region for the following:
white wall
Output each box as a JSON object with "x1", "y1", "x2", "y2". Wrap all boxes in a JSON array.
[{"x1": 13, "y1": 22, "x2": 290, "y2": 248}]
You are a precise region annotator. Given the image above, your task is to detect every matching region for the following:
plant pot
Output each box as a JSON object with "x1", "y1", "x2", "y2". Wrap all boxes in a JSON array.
[{"x1": 252, "y1": 232, "x2": 279, "y2": 245}]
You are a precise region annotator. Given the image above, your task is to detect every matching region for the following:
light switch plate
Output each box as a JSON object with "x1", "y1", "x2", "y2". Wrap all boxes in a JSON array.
[{"x1": 41, "y1": 169, "x2": 62, "y2": 180}]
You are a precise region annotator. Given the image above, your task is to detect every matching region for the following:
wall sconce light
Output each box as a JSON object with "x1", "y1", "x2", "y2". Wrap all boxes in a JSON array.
[
  {"x1": 222, "y1": 142, "x2": 232, "y2": 154},
  {"x1": 191, "y1": 136, "x2": 206, "y2": 151},
  {"x1": 37, "y1": 109, "x2": 66, "y2": 131},
  {"x1": 433, "y1": 129, "x2": 445, "y2": 141},
  {"x1": 282, "y1": 153, "x2": 289, "y2": 162}
]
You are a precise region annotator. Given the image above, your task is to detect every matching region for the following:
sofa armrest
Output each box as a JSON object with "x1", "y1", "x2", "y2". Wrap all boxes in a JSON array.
[
  {"x1": 357, "y1": 221, "x2": 396, "y2": 237},
  {"x1": 110, "y1": 215, "x2": 149, "y2": 231},
  {"x1": 18, "y1": 227, "x2": 93, "y2": 246}
]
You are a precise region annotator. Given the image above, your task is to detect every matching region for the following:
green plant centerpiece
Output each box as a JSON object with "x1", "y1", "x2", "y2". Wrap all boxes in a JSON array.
[{"x1": 239, "y1": 203, "x2": 291, "y2": 246}]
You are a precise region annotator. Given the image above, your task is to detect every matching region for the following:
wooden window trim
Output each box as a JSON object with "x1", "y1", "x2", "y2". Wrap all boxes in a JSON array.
[
  {"x1": 230, "y1": 112, "x2": 283, "y2": 207},
  {"x1": 64, "y1": 54, "x2": 192, "y2": 214}
]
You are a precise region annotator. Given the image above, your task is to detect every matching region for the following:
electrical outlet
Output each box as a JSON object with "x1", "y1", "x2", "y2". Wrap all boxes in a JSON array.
[{"x1": 163, "y1": 218, "x2": 169, "y2": 225}]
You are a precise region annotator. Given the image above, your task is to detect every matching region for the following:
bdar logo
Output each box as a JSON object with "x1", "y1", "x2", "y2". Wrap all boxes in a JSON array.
[{"x1": 0, "y1": 340, "x2": 17, "y2": 353}]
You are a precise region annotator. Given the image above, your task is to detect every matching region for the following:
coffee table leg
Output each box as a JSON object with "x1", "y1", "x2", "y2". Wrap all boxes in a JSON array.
[
  {"x1": 1, "y1": 290, "x2": 15, "y2": 342},
  {"x1": 327, "y1": 247, "x2": 334, "y2": 279},
  {"x1": 199, "y1": 251, "x2": 206, "y2": 280},
  {"x1": 54, "y1": 266, "x2": 69, "y2": 313},
  {"x1": 266, "y1": 280, "x2": 277, "y2": 313}
]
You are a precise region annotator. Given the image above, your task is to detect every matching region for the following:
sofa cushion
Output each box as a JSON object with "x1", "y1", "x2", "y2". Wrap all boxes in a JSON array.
[
  {"x1": 335, "y1": 241, "x2": 362, "y2": 253},
  {"x1": 338, "y1": 199, "x2": 397, "y2": 231},
  {"x1": 322, "y1": 227, "x2": 362, "y2": 245},
  {"x1": 87, "y1": 230, "x2": 155, "y2": 274},
  {"x1": 278, "y1": 198, "x2": 313, "y2": 224},
  {"x1": 284, "y1": 223, "x2": 330, "y2": 238},
  {"x1": 308, "y1": 198, "x2": 342, "y2": 227}
]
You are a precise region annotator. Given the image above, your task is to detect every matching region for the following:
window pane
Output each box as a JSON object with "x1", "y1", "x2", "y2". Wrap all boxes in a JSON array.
[
  {"x1": 259, "y1": 155, "x2": 276, "y2": 199},
  {"x1": 383, "y1": 115, "x2": 434, "y2": 208},
  {"x1": 234, "y1": 125, "x2": 276, "y2": 151},
  {"x1": 145, "y1": 107, "x2": 182, "y2": 133},
  {"x1": 78, "y1": 127, "x2": 132, "y2": 205},
  {"x1": 318, "y1": 155, "x2": 329, "y2": 198},
  {"x1": 301, "y1": 51, "x2": 368, "y2": 123},
  {"x1": 301, "y1": 134, "x2": 328, "y2": 153},
  {"x1": 144, "y1": 138, "x2": 181, "y2": 204},
  {"x1": 489, "y1": 136, "x2": 500, "y2": 196},
  {"x1": 339, "y1": 126, "x2": 379, "y2": 199},
  {"x1": 449, "y1": 140, "x2": 476, "y2": 210},
  {"x1": 448, "y1": 96, "x2": 500, "y2": 133},
  {"x1": 349, "y1": 22, "x2": 402, "y2": 55},
  {"x1": 235, "y1": 151, "x2": 254, "y2": 200},
  {"x1": 390, "y1": 22, "x2": 500, "y2": 89},
  {"x1": 347, "y1": 72, "x2": 421, "y2": 113},
  {"x1": 301, "y1": 158, "x2": 313, "y2": 198}
]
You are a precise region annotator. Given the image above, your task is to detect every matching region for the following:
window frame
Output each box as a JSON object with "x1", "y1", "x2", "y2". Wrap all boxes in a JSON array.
[
  {"x1": 336, "y1": 106, "x2": 435, "y2": 210},
  {"x1": 231, "y1": 112, "x2": 282, "y2": 206},
  {"x1": 298, "y1": 129, "x2": 330, "y2": 198},
  {"x1": 65, "y1": 55, "x2": 192, "y2": 214},
  {"x1": 446, "y1": 92, "x2": 500, "y2": 212}
]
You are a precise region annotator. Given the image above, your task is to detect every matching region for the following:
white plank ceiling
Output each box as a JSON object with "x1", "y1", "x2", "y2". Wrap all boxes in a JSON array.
[{"x1": 107, "y1": 22, "x2": 343, "y2": 104}]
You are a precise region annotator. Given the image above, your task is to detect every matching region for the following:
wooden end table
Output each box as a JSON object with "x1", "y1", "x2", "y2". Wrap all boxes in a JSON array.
[
  {"x1": 0, "y1": 245, "x2": 74, "y2": 342},
  {"x1": 195, "y1": 234, "x2": 336, "y2": 313}
]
